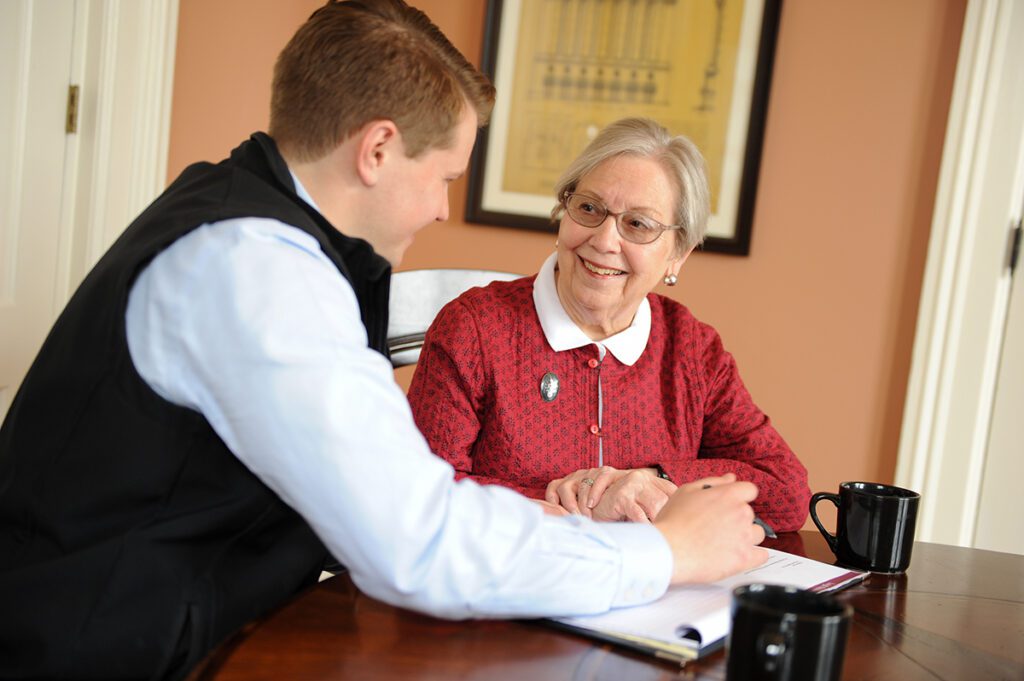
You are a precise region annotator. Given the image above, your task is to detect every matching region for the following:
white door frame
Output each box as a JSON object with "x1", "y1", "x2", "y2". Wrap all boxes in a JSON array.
[
  {"x1": 896, "y1": 0, "x2": 1024, "y2": 547},
  {"x1": 59, "y1": 0, "x2": 179, "y2": 304}
]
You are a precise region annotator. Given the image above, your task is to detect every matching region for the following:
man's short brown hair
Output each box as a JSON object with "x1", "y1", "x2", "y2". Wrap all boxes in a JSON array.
[{"x1": 270, "y1": 0, "x2": 495, "y2": 162}]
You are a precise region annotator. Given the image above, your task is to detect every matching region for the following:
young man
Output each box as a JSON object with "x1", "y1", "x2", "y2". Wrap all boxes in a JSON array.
[{"x1": 0, "y1": 1, "x2": 766, "y2": 678}]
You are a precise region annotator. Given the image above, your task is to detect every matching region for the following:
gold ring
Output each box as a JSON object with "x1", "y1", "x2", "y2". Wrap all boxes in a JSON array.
[{"x1": 581, "y1": 478, "x2": 595, "y2": 486}]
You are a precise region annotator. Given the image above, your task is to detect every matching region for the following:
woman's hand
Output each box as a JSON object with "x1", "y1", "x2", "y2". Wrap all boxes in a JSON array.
[
  {"x1": 590, "y1": 470, "x2": 677, "y2": 522},
  {"x1": 545, "y1": 466, "x2": 677, "y2": 521},
  {"x1": 532, "y1": 499, "x2": 570, "y2": 516},
  {"x1": 545, "y1": 466, "x2": 624, "y2": 517}
]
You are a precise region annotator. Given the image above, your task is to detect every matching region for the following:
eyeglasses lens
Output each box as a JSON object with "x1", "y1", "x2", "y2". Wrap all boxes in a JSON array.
[{"x1": 565, "y1": 194, "x2": 663, "y2": 244}]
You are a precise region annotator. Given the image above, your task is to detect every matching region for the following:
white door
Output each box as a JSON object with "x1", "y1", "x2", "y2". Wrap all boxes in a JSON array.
[
  {"x1": 0, "y1": 1, "x2": 76, "y2": 420},
  {"x1": 974, "y1": 215, "x2": 1024, "y2": 555},
  {"x1": 897, "y1": 0, "x2": 1024, "y2": 555}
]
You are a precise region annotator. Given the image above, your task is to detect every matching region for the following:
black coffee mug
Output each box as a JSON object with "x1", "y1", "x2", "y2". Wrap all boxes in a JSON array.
[
  {"x1": 810, "y1": 481, "x2": 920, "y2": 573},
  {"x1": 727, "y1": 584, "x2": 851, "y2": 681}
]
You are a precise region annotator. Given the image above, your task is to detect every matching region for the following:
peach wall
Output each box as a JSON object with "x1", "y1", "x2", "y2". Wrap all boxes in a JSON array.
[
  {"x1": 168, "y1": 0, "x2": 321, "y2": 177},
  {"x1": 169, "y1": 1, "x2": 966, "y2": 525}
]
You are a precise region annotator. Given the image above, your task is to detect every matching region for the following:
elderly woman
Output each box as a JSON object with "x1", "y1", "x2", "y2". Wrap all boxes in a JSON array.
[{"x1": 408, "y1": 118, "x2": 810, "y2": 531}]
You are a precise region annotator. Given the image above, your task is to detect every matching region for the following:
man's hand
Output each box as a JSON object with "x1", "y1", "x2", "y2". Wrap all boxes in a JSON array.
[{"x1": 653, "y1": 473, "x2": 768, "y2": 584}]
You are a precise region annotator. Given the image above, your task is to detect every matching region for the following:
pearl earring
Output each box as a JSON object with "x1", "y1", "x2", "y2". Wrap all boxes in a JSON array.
[{"x1": 663, "y1": 273, "x2": 678, "y2": 286}]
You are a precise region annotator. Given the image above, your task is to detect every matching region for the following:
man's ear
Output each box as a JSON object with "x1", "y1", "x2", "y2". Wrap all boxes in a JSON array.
[{"x1": 354, "y1": 120, "x2": 400, "y2": 187}]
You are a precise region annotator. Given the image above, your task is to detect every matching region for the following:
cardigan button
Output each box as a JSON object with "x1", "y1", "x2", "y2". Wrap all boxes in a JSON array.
[
  {"x1": 587, "y1": 358, "x2": 599, "y2": 369},
  {"x1": 589, "y1": 424, "x2": 601, "y2": 435}
]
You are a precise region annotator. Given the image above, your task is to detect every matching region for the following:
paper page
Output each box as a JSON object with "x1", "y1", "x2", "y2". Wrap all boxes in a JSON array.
[{"x1": 715, "y1": 549, "x2": 866, "y2": 593}]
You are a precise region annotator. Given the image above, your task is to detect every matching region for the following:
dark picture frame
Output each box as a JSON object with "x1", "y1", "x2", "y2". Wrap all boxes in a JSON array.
[{"x1": 465, "y1": 0, "x2": 782, "y2": 256}]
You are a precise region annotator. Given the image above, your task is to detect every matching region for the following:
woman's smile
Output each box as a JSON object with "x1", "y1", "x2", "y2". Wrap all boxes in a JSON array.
[{"x1": 580, "y1": 255, "x2": 626, "y2": 278}]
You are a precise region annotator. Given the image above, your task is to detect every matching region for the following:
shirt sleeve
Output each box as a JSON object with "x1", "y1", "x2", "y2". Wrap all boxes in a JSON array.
[
  {"x1": 125, "y1": 218, "x2": 672, "y2": 618},
  {"x1": 657, "y1": 323, "x2": 811, "y2": 532}
]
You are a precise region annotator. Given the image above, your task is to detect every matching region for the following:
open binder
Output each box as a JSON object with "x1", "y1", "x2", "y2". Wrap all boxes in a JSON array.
[{"x1": 547, "y1": 548, "x2": 866, "y2": 664}]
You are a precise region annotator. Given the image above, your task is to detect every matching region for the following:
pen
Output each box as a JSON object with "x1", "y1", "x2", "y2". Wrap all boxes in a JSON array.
[
  {"x1": 701, "y1": 484, "x2": 777, "y2": 539},
  {"x1": 753, "y1": 516, "x2": 777, "y2": 539}
]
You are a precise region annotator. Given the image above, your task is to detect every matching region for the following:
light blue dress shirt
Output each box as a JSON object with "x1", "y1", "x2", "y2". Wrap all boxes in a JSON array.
[{"x1": 123, "y1": 176, "x2": 672, "y2": 619}]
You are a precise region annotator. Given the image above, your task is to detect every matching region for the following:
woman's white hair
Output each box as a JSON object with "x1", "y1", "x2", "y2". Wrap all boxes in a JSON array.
[{"x1": 551, "y1": 117, "x2": 710, "y2": 255}]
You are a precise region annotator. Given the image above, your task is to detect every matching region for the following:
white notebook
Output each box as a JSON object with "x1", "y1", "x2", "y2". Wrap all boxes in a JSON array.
[{"x1": 548, "y1": 548, "x2": 866, "y2": 664}]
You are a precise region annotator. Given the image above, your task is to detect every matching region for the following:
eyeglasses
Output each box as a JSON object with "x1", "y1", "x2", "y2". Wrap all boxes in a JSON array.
[{"x1": 560, "y1": 192, "x2": 682, "y2": 245}]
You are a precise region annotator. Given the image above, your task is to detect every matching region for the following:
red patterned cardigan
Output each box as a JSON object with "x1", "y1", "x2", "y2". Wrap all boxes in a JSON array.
[{"x1": 407, "y1": 276, "x2": 811, "y2": 532}]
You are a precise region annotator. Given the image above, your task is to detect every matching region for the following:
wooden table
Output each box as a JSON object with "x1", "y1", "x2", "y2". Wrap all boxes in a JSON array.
[{"x1": 190, "y1": 531, "x2": 1024, "y2": 680}]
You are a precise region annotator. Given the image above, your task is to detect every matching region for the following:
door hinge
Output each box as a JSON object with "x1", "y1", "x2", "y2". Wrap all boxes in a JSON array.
[
  {"x1": 1009, "y1": 219, "x2": 1022, "y2": 275},
  {"x1": 65, "y1": 84, "x2": 79, "y2": 134}
]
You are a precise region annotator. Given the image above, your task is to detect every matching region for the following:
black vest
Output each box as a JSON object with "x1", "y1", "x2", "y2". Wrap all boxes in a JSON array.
[{"x1": 0, "y1": 134, "x2": 391, "y2": 679}]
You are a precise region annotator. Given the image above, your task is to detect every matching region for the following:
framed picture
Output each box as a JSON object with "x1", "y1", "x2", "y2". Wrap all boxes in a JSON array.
[{"x1": 465, "y1": 0, "x2": 782, "y2": 256}]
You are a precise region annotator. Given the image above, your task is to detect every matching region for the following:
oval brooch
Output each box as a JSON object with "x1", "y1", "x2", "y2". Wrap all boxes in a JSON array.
[{"x1": 540, "y1": 372, "x2": 559, "y2": 402}]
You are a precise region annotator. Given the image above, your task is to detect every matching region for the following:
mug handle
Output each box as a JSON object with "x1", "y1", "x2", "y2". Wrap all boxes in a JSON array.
[{"x1": 809, "y1": 492, "x2": 841, "y2": 553}]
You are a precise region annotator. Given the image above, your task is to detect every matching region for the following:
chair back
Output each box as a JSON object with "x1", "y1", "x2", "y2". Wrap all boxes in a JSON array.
[{"x1": 387, "y1": 268, "x2": 522, "y2": 367}]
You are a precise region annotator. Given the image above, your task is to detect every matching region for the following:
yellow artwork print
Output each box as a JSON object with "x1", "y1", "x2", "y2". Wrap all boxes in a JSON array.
[{"x1": 501, "y1": 0, "x2": 748, "y2": 216}]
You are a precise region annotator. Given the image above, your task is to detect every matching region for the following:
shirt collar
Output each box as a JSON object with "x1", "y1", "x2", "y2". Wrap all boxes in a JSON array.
[
  {"x1": 289, "y1": 169, "x2": 320, "y2": 213},
  {"x1": 532, "y1": 252, "x2": 650, "y2": 366}
]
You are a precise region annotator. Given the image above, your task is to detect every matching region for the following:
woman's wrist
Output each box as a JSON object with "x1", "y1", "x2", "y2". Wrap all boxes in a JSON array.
[{"x1": 650, "y1": 464, "x2": 671, "y2": 481}]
